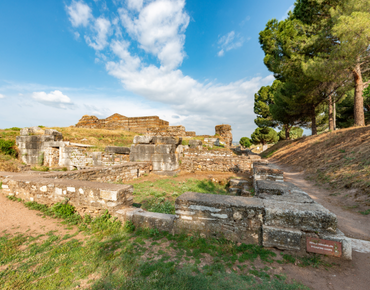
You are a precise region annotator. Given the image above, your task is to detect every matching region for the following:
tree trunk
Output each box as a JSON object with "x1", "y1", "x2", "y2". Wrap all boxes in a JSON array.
[
  {"x1": 333, "y1": 101, "x2": 336, "y2": 130},
  {"x1": 285, "y1": 125, "x2": 291, "y2": 140},
  {"x1": 328, "y1": 94, "x2": 334, "y2": 131},
  {"x1": 353, "y1": 63, "x2": 365, "y2": 126},
  {"x1": 312, "y1": 105, "x2": 317, "y2": 135}
]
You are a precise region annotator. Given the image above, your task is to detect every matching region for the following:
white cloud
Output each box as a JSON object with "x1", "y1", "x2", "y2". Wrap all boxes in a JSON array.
[
  {"x1": 85, "y1": 17, "x2": 112, "y2": 50},
  {"x1": 64, "y1": 0, "x2": 274, "y2": 140},
  {"x1": 32, "y1": 90, "x2": 74, "y2": 109},
  {"x1": 119, "y1": 0, "x2": 190, "y2": 70},
  {"x1": 67, "y1": 1, "x2": 92, "y2": 27},
  {"x1": 240, "y1": 15, "x2": 250, "y2": 26},
  {"x1": 127, "y1": 0, "x2": 144, "y2": 11},
  {"x1": 217, "y1": 31, "x2": 244, "y2": 57},
  {"x1": 0, "y1": 94, "x2": 5, "y2": 99}
]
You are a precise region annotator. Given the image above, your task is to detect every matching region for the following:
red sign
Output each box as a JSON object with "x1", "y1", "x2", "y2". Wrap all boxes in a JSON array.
[{"x1": 306, "y1": 237, "x2": 342, "y2": 257}]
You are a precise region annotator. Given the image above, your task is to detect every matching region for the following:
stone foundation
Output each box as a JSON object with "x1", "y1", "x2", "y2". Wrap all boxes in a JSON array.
[{"x1": 0, "y1": 175, "x2": 133, "y2": 214}]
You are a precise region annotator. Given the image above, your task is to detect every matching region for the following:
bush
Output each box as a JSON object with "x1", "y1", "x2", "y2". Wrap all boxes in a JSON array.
[
  {"x1": 251, "y1": 127, "x2": 278, "y2": 145},
  {"x1": 0, "y1": 139, "x2": 17, "y2": 157},
  {"x1": 239, "y1": 137, "x2": 252, "y2": 148}
]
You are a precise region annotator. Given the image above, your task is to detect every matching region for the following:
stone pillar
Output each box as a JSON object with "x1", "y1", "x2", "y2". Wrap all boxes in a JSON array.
[
  {"x1": 130, "y1": 136, "x2": 182, "y2": 176},
  {"x1": 215, "y1": 125, "x2": 233, "y2": 147}
]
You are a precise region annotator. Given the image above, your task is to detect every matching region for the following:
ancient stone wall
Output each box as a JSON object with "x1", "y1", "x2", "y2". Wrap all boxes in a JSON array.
[
  {"x1": 16, "y1": 128, "x2": 65, "y2": 166},
  {"x1": 130, "y1": 136, "x2": 181, "y2": 175},
  {"x1": 75, "y1": 113, "x2": 169, "y2": 133},
  {"x1": 0, "y1": 175, "x2": 133, "y2": 215},
  {"x1": 180, "y1": 150, "x2": 261, "y2": 173},
  {"x1": 215, "y1": 125, "x2": 233, "y2": 147},
  {"x1": 43, "y1": 162, "x2": 151, "y2": 183},
  {"x1": 58, "y1": 147, "x2": 130, "y2": 169}
]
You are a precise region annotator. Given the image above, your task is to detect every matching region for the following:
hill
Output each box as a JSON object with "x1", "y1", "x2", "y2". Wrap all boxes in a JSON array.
[{"x1": 262, "y1": 126, "x2": 370, "y2": 213}]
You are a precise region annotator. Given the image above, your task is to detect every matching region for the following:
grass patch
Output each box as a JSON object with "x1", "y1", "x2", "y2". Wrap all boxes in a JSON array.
[
  {"x1": 129, "y1": 178, "x2": 228, "y2": 214},
  {"x1": 1, "y1": 197, "x2": 311, "y2": 290},
  {"x1": 31, "y1": 166, "x2": 49, "y2": 172}
]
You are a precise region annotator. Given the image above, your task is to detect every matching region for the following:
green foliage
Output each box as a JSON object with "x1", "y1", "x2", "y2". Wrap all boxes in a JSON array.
[
  {"x1": 181, "y1": 140, "x2": 189, "y2": 146},
  {"x1": 2, "y1": 197, "x2": 310, "y2": 290},
  {"x1": 251, "y1": 127, "x2": 278, "y2": 145},
  {"x1": 142, "y1": 197, "x2": 176, "y2": 214},
  {"x1": 130, "y1": 178, "x2": 228, "y2": 215},
  {"x1": 0, "y1": 139, "x2": 17, "y2": 157},
  {"x1": 4, "y1": 127, "x2": 21, "y2": 131},
  {"x1": 124, "y1": 221, "x2": 136, "y2": 232},
  {"x1": 278, "y1": 127, "x2": 303, "y2": 140},
  {"x1": 52, "y1": 202, "x2": 76, "y2": 219},
  {"x1": 359, "y1": 209, "x2": 370, "y2": 215},
  {"x1": 254, "y1": 81, "x2": 281, "y2": 128},
  {"x1": 239, "y1": 137, "x2": 252, "y2": 148}
]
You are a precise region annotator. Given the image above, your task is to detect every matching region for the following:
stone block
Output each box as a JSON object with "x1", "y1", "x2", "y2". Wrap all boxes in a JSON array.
[
  {"x1": 105, "y1": 146, "x2": 131, "y2": 154},
  {"x1": 262, "y1": 226, "x2": 302, "y2": 250},
  {"x1": 228, "y1": 187, "x2": 241, "y2": 196},
  {"x1": 229, "y1": 179, "x2": 249, "y2": 189},
  {"x1": 44, "y1": 129, "x2": 63, "y2": 141},
  {"x1": 152, "y1": 136, "x2": 181, "y2": 145},
  {"x1": 175, "y1": 192, "x2": 264, "y2": 244},
  {"x1": 189, "y1": 140, "x2": 202, "y2": 148},
  {"x1": 133, "y1": 135, "x2": 153, "y2": 144},
  {"x1": 130, "y1": 209, "x2": 176, "y2": 233},
  {"x1": 263, "y1": 200, "x2": 337, "y2": 233},
  {"x1": 154, "y1": 144, "x2": 176, "y2": 154}
]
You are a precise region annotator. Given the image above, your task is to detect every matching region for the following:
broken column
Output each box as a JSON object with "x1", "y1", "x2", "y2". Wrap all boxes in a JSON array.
[{"x1": 129, "y1": 136, "x2": 182, "y2": 176}]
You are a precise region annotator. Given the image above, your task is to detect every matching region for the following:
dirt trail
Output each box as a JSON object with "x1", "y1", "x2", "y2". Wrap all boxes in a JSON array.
[
  {"x1": 0, "y1": 194, "x2": 80, "y2": 238},
  {"x1": 269, "y1": 160, "x2": 370, "y2": 290},
  {"x1": 271, "y1": 160, "x2": 370, "y2": 242}
]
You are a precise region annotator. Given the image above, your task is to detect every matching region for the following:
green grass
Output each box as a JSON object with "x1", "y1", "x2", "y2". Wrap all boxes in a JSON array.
[
  {"x1": 0, "y1": 197, "x2": 310, "y2": 290},
  {"x1": 128, "y1": 178, "x2": 229, "y2": 214},
  {"x1": 359, "y1": 209, "x2": 370, "y2": 215}
]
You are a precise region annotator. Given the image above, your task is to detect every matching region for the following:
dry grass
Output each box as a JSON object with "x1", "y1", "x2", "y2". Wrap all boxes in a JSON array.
[
  {"x1": 51, "y1": 127, "x2": 137, "y2": 150},
  {"x1": 263, "y1": 126, "x2": 370, "y2": 196}
]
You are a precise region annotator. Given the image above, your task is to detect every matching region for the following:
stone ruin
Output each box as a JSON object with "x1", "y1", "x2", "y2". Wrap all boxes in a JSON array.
[
  {"x1": 215, "y1": 124, "x2": 233, "y2": 147},
  {"x1": 2, "y1": 125, "x2": 352, "y2": 261},
  {"x1": 75, "y1": 113, "x2": 196, "y2": 137},
  {"x1": 129, "y1": 136, "x2": 182, "y2": 176},
  {"x1": 16, "y1": 127, "x2": 131, "y2": 170}
]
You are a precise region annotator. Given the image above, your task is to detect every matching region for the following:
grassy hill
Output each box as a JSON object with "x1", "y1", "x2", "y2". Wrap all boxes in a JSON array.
[{"x1": 262, "y1": 126, "x2": 370, "y2": 213}]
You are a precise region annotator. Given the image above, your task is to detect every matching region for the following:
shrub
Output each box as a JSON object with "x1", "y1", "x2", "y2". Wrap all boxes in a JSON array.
[
  {"x1": 239, "y1": 137, "x2": 252, "y2": 148},
  {"x1": 251, "y1": 127, "x2": 278, "y2": 145},
  {"x1": 0, "y1": 139, "x2": 17, "y2": 157}
]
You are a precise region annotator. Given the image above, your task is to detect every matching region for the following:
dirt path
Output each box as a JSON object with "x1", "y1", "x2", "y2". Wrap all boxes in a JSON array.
[
  {"x1": 269, "y1": 160, "x2": 370, "y2": 290},
  {"x1": 0, "y1": 194, "x2": 80, "y2": 238},
  {"x1": 271, "y1": 161, "x2": 370, "y2": 242}
]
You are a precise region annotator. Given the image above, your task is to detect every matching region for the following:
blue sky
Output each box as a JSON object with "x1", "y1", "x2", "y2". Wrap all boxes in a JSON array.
[{"x1": 0, "y1": 0, "x2": 295, "y2": 141}]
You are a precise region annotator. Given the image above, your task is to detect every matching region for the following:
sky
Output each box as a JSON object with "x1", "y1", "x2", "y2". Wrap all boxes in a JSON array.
[{"x1": 0, "y1": 0, "x2": 295, "y2": 141}]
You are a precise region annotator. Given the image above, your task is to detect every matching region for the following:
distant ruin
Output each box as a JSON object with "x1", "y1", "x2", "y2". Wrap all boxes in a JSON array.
[{"x1": 75, "y1": 113, "x2": 196, "y2": 137}]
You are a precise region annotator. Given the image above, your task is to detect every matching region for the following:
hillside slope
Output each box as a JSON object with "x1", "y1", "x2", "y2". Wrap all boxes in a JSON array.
[{"x1": 262, "y1": 126, "x2": 370, "y2": 213}]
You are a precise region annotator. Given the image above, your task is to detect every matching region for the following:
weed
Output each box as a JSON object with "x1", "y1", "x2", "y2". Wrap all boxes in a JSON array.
[
  {"x1": 338, "y1": 149, "x2": 346, "y2": 153},
  {"x1": 124, "y1": 221, "x2": 136, "y2": 233},
  {"x1": 329, "y1": 192, "x2": 341, "y2": 196},
  {"x1": 359, "y1": 209, "x2": 370, "y2": 215}
]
